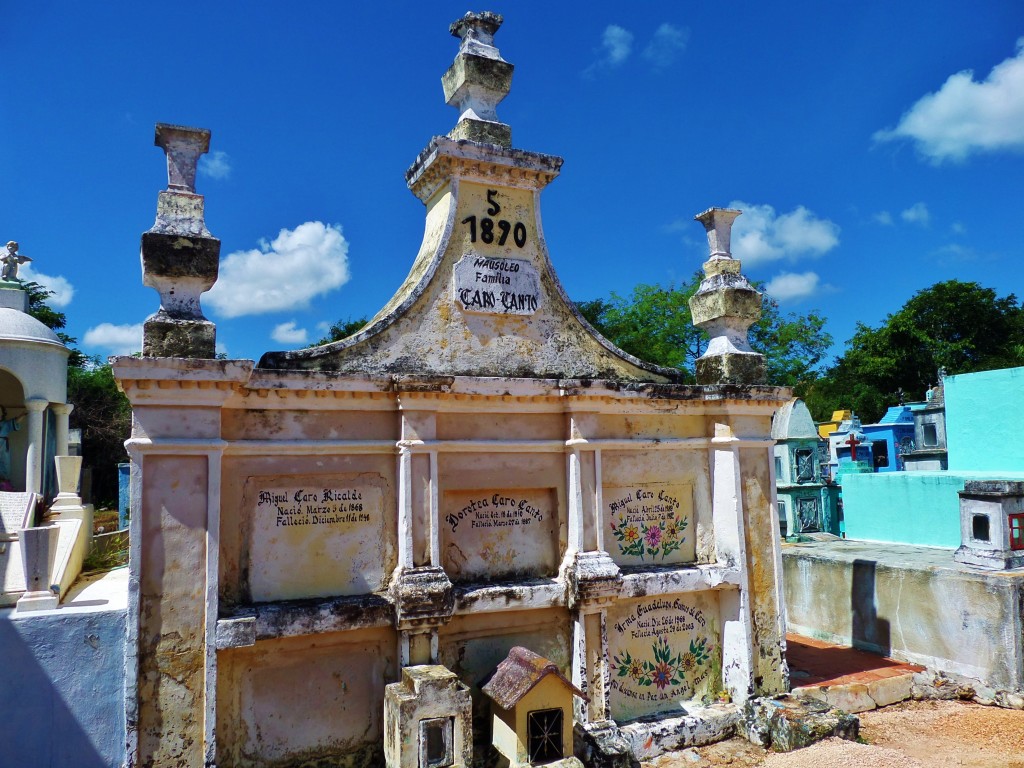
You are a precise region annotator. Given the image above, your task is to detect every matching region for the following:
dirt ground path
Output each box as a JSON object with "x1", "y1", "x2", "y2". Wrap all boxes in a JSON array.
[{"x1": 643, "y1": 700, "x2": 1024, "y2": 768}]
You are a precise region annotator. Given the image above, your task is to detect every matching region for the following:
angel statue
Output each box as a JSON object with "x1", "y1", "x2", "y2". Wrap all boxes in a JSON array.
[{"x1": 2, "y1": 241, "x2": 32, "y2": 281}]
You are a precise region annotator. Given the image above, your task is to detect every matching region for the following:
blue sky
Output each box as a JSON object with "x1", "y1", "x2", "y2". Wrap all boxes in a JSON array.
[{"x1": 3, "y1": 2, "x2": 1023, "y2": 368}]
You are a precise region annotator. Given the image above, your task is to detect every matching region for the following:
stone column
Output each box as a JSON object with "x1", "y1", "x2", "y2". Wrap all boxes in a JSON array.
[
  {"x1": 141, "y1": 123, "x2": 220, "y2": 358},
  {"x1": 24, "y1": 398, "x2": 48, "y2": 494},
  {"x1": 51, "y1": 402, "x2": 73, "y2": 457}
]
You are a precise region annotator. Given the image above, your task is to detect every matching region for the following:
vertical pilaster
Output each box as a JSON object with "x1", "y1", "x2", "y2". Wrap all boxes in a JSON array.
[
  {"x1": 711, "y1": 427, "x2": 756, "y2": 703},
  {"x1": 24, "y1": 398, "x2": 47, "y2": 494}
]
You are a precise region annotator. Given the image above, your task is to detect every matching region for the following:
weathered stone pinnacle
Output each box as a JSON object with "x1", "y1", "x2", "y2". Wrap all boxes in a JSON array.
[
  {"x1": 442, "y1": 11, "x2": 514, "y2": 147},
  {"x1": 689, "y1": 207, "x2": 767, "y2": 385},
  {"x1": 141, "y1": 123, "x2": 220, "y2": 358}
]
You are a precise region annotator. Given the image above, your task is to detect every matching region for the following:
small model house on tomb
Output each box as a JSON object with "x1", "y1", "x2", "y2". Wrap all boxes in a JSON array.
[
  {"x1": 112, "y1": 11, "x2": 794, "y2": 768},
  {"x1": 771, "y1": 399, "x2": 838, "y2": 538},
  {"x1": 954, "y1": 480, "x2": 1024, "y2": 570},
  {"x1": 481, "y1": 646, "x2": 586, "y2": 767}
]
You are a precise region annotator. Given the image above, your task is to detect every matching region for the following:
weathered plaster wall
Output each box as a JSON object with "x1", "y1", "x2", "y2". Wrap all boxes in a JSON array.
[
  {"x1": 0, "y1": 607, "x2": 126, "y2": 768},
  {"x1": 783, "y1": 540, "x2": 1024, "y2": 691},
  {"x1": 217, "y1": 628, "x2": 396, "y2": 768},
  {"x1": 946, "y1": 366, "x2": 1024, "y2": 472},
  {"x1": 115, "y1": 359, "x2": 790, "y2": 766}
]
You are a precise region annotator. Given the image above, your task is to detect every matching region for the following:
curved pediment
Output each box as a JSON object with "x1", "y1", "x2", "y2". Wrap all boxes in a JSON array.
[{"x1": 259, "y1": 138, "x2": 678, "y2": 384}]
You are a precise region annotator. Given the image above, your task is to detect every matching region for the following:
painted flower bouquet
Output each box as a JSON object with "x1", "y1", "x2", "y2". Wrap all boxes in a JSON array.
[
  {"x1": 610, "y1": 513, "x2": 687, "y2": 560},
  {"x1": 611, "y1": 634, "x2": 713, "y2": 691}
]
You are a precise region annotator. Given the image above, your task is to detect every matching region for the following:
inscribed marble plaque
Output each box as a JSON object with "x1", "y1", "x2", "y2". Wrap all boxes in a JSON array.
[
  {"x1": 0, "y1": 492, "x2": 35, "y2": 540},
  {"x1": 604, "y1": 484, "x2": 694, "y2": 567},
  {"x1": 453, "y1": 255, "x2": 541, "y2": 316},
  {"x1": 247, "y1": 474, "x2": 386, "y2": 601},
  {"x1": 441, "y1": 489, "x2": 558, "y2": 581},
  {"x1": 607, "y1": 594, "x2": 721, "y2": 721}
]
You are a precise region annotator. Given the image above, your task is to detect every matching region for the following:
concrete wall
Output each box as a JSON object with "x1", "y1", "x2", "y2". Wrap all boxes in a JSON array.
[
  {"x1": 841, "y1": 471, "x2": 965, "y2": 548},
  {"x1": 783, "y1": 540, "x2": 1024, "y2": 692},
  {"x1": 0, "y1": 606, "x2": 126, "y2": 768},
  {"x1": 946, "y1": 366, "x2": 1024, "y2": 472}
]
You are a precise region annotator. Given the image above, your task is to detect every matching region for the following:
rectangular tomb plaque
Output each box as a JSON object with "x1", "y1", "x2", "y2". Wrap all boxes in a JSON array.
[
  {"x1": 607, "y1": 593, "x2": 721, "y2": 722},
  {"x1": 0, "y1": 492, "x2": 35, "y2": 541},
  {"x1": 247, "y1": 474, "x2": 386, "y2": 602},
  {"x1": 604, "y1": 484, "x2": 695, "y2": 567},
  {"x1": 441, "y1": 489, "x2": 559, "y2": 582},
  {"x1": 453, "y1": 254, "x2": 541, "y2": 316}
]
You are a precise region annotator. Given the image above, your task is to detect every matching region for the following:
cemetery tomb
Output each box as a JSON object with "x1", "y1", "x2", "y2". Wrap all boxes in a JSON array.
[{"x1": 113, "y1": 11, "x2": 791, "y2": 767}]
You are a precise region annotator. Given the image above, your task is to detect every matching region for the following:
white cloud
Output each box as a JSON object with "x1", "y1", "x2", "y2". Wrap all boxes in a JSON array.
[
  {"x1": 728, "y1": 201, "x2": 840, "y2": 266},
  {"x1": 601, "y1": 25, "x2": 633, "y2": 65},
  {"x1": 18, "y1": 264, "x2": 75, "y2": 307},
  {"x1": 951, "y1": 221, "x2": 966, "y2": 235},
  {"x1": 873, "y1": 211, "x2": 894, "y2": 226},
  {"x1": 83, "y1": 323, "x2": 143, "y2": 355},
  {"x1": 216, "y1": 341, "x2": 229, "y2": 357},
  {"x1": 271, "y1": 321, "x2": 308, "y2": 345},
  {"x1": 874, "y1": 38, "x2": 1024, "y2": 162},
  {"x1": 764, "y1": 272, "x2": 825, "y2": 303},
  {"x1": 199, "y1": 150, "x2": 231, "y2": 180},
  {"x1": 205, "y1": 221, "x2": 350, "y2": 319},
  {"x1": 901, "y1": 202, "x2": 930, "y2": 226},
  {"x1": 642, "y1": 23, "x2": 689, "y2": 68},
  {"x1": 585, "y1": 24, "x2": 633, "y2": 75}
]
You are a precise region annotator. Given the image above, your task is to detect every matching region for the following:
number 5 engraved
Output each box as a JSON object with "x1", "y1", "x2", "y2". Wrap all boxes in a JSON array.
[{"x1": 486, "y1": 189, "x2": 501, "y2": 216}]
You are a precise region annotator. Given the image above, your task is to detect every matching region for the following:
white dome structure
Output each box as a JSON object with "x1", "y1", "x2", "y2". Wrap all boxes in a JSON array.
[{"x1": 0, "y1": 284, "x2": 72, "y2": 494}]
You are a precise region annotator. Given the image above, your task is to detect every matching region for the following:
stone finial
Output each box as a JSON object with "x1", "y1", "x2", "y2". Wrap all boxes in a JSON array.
[
  {"x1": 695, "y1": 207, "x2": 740, "y2": 261},
  {"x1": 688, "y1": 207, "x2": 767, "y2": 385},
  {"x1": 441, "y1": 11, "x2": 514, "y2": 147},
  {"x1": 155, "y1": 123, "x2": 211, "y2": 193},
  {"x1": 141, "y1": 122, "x2": 220, "y2": 358}
]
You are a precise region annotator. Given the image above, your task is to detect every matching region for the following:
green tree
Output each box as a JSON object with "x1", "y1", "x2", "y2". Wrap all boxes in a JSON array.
[
  {"x1": 804, "y1": 280, "x2": 1024, "y2": 422},
  {"x1": 310, "y1": 316, "x2": 368, "y2": 347},
  {"x1": 578, "y1": 272, "x2": 832, "y2": 387},
  {"x1": 68, "y1": 360, "x2": 132, "y2": 506}
]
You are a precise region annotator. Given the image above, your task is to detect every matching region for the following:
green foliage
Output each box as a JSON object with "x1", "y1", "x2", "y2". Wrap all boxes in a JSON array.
[
  {"x1": 23, "y1": 281, "x2": 86, "y2": 368},
  {"x1": 68, "y1": 360, "x2": 132, "y2": 507},
  {"x1": 804, "y1": 280, "x2": 1024, "y2": 422},
  {"x1": 311, "y1": 316, "x2": 369, "y2": 347},
  {"x1": 578, "y1": 272, "x2": 832, "y2": 388}
]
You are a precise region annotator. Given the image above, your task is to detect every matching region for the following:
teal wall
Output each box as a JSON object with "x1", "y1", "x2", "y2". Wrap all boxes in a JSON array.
[
  {"x1": 946, "y1": 366, "x2": 1024, "y2": 472},
  {"x1": 841, "y1": 472, "x2": 966, "y2": 548}
]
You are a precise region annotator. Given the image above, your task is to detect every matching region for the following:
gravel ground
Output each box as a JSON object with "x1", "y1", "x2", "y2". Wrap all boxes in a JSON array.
[{"x1": 642, "y1": 700, "x2": 1024, "y2": 768}]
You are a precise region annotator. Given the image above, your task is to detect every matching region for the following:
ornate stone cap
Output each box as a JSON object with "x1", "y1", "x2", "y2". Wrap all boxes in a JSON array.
[
  {"x1": 450, "y1": 11, "x2": 505, "y2": 59},
  {"x1": 154, "y1": 123, "x2": 211, "y2": 193},
  {"x1": 405, "y1": 135, "x2": 562, "y2": 202}
]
